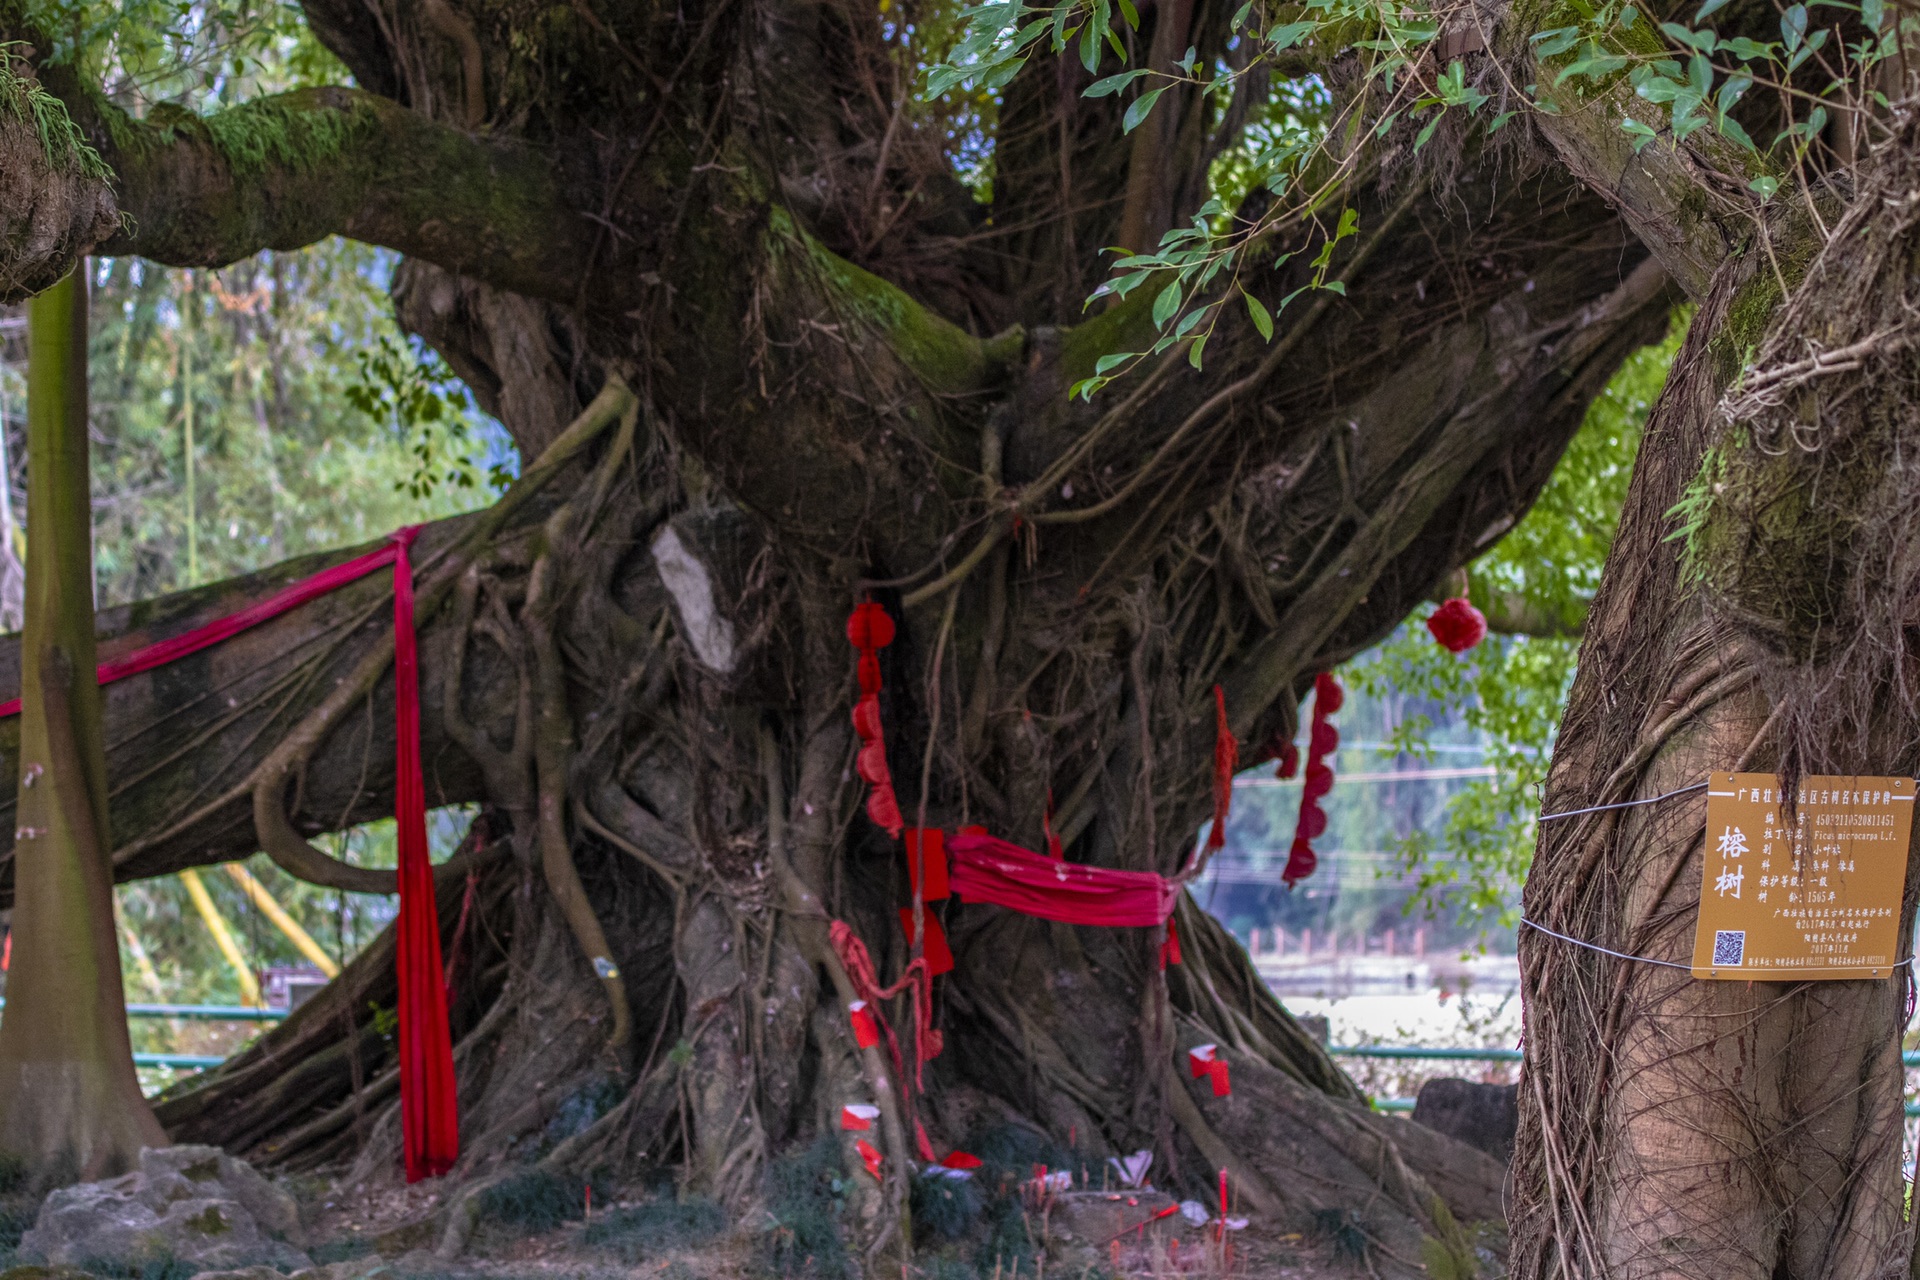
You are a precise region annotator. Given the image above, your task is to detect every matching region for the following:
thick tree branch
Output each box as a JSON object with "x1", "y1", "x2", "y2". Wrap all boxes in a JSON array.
[{"x1": 78, "y1": 86, "x2": 598, "y2": 302}]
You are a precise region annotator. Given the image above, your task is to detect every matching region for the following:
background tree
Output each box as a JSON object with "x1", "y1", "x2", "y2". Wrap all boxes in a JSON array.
[
  {"x1": 0, "y1": 269, "x2": 165, "y2": 1179},
  {"x1": 0, "y1": 0, "x2": 1695, "y2": 1271}
]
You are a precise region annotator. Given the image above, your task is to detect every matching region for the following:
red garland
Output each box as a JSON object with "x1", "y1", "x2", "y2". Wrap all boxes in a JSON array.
[
  {"x1": 847, "y1": 602, "x2": 904, "y2": 837},
  {"x1": 1284, "y1": 673, "x2": 1343, "y2": 886},
  {"x1": 1426, "y1": 597, "x2": 1488, "y2": 653},
  {"x1": 1206, "y1": 685, "x2": 1236, "y2": 852}
]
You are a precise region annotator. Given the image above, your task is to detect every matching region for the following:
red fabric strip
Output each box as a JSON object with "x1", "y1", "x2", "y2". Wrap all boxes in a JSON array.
[
  {"x1": 0, "y1": 540, "x2": 404, "y2": 719},
  {"x1": 1206, "y1": 685, "x2": 1236, "y2": 852},
  {"x1": 390, "y1": 529, "x2": 458, "y2": 1182},
  {"x1": 947, "y1": 832, "x2": 1177, "y2": 928}
]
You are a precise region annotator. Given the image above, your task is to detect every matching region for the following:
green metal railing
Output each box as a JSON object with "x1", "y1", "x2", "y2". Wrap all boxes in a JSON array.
[
  {"x1": 1333, "y1": 1044, "x2": 1920, "y2": 1117},
  {"x1": 63, "y1": 1010, "x2": 1920, "y2": 1119}
]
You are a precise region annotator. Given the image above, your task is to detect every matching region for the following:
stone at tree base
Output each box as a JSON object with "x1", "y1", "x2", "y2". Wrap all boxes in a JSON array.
[
  {"x1": 18, "y1": 1146, "x2": 311, "y2": 1273},
  {"x1": 1411, "y1": 1079, "x2": 1519, "y2": 1164},
  {"x1": 188, "y1": 1259, "x2": 387, "y2": 1280}
]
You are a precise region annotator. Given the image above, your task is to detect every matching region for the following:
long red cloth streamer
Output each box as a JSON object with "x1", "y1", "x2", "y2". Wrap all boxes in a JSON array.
[
  {"x1": 0, "y1": 537, "x2": 408, "y2": 719},
  {"x1": 947, "y1": 832, "x2": 1178, "y2": 928},
  {"x1": 829, "y1": 920, "x2": 941, "y2": 1088},
  {"x1": 390, "y1": 529, "x2": 457, "y2": 1181},
  {"x1": 0, "y1": 529, "x2": 459, "y2": 1180}
]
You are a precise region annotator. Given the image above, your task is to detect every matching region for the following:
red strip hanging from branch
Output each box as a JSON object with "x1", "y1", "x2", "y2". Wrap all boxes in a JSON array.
[
  {"x1": 847, "y1": 603, "x2": 903, "y2": 837},
  {"x1": 0, "y1": 528, "x2": 460, "y2": 1180},
  {"x1": 1206, "y1": 685, "x2": 1237, "y2": 852},
  {"x1": 390, "y1": 529, "x2": 458, "y2": 1182},
  {"x1": 1284, "y1": 673, "x2": 1342, "y2": 887}
]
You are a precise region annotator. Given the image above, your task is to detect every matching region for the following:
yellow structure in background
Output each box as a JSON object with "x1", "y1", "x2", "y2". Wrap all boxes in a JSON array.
[
  {"x1": 178, "y1": 868, "x2": 262, "y2": 1007},
  {"x1": 223, "y1": 863, "x2": 340, "y2": 978}
]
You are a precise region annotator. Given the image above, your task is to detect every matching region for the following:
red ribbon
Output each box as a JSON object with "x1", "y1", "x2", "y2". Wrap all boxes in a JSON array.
[
  {"x1": 0, "y1": 536, "x2": 413, "y2": 718},
  {"x1": 0, "y1": 529, "x2": 458, "y2": 1181},
  {"x1": 390, "y1": 529, "x2": 457, "y2": 1181},
  {"x1": 948, "y1": 832, "x2": 1177, "y2": 928},
  {"x1": 1206, "y1": 685, "x2": 1236, "y2": 852}
]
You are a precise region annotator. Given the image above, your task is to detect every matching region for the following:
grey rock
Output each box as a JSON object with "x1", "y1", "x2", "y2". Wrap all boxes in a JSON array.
[
  {"x1": 1410, "y1": 1078, "x2": 1518, "y2": 1163},
  {"x1": 19, "y1": 1146, "x2": 311, "y2": 1274}
]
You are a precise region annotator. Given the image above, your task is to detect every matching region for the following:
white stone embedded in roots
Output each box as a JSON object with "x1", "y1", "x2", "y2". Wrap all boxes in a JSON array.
[{"x1": 650, "y1": 523, "x2": 737, "y2": 673}]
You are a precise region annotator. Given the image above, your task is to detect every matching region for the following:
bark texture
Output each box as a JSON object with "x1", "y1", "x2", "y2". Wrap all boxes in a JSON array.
[{"x1": 1511, "y1": 107, "x2": 1920, "y2": 1280}]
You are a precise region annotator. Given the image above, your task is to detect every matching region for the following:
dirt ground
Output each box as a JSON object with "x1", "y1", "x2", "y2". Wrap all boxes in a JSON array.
[{"x1": 299, "y1": 1171, "x2": 1507, "y2": 1280}]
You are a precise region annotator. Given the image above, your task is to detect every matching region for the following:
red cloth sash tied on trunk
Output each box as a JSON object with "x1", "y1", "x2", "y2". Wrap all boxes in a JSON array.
[
  {"x1": 0, "y1": 527, "x2": 459, "y2": 1181},
  {"x1": 947, "y1": 832, "x2": 1178, "y2": 928}
]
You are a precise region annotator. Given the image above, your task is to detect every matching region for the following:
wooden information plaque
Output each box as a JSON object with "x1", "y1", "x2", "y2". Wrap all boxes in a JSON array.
[{"x1": 1692, "y1": 773, "x2": 1916, "y2": 979}]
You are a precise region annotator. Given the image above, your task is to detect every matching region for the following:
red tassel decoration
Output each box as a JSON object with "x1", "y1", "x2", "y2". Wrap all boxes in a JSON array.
[
  {"x1": 847, "y1": 602, "x2": 904, "y2": 838},
  {"x1": 1426, "y1": 597, "x2": 1488, "y2": 653},
  {"x1": 1206, "y1": 685, "x2": 1237, "y2": 852},
  {"x1": 1283, "y1": 673, "x2": 1342, "y2": 887}
]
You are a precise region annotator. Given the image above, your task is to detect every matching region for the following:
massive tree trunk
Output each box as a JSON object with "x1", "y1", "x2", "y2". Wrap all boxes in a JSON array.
[
  {"x1": 1507, "y1": 71, "x2": 1920, "y2": 1280},
  {"x1": 0, "y1": 0, "x2": 1681, "y2": 1270}
]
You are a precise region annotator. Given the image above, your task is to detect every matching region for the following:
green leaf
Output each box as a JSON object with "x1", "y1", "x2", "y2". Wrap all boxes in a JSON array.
[
  {"x1": 1716, "y1": 112, "x2": 1755, "y2": 149},
  {"x1": 1086, "y1": 68, "x2": 1149, "y2": 96},
  {"x1": 1781, "y1": 3, "x2": 1806, "y2": 49},
  {"x1": 1244, "y1": 290, "x2": 1274, "y2": 341},
  {"x1": 1188, "y1": 334, "x2": 1207, "y2": 369},
  {"x1": 1621, "y1": 116, "x2": 1660, "y2": 151},
  {"x1": 1123, "y1": 85, "x2": 1168, "y2": 132},
  {"x1": 1620, "y1": 4, "x2": 1640, "y2": 26},
  {"x1": 1269, "y1": 18, "x2": 1318, "y2": 47},
  {"x1": 1080, "y1": 23, "x2": 1101, "y2": 71},
  {"x1": 1863, "y1": 0, "x2": 1885, "y2": 31},
  {"x1": 1694, "y1": 0, "x2": 1732, "y2": 20},
  {"x1": 1416, "y1": 114, "x2": 1443, "y2": 150},
  {"x1": 1749, "y1": 173, "x2": 1779, "y2": 198},
  {"x1": 1118, "y1": 0, "x2": 1141, "y2": 28},
  {"x1": 1230, "y1": 1, "x2": 1253, "y2": 30},
  {"x1": 1095, "y1": 352, "x2": 1134, "y2": 373},
  {"x1": 1530, "y1": 25, "x2": 1581, "y2": 54},
  {"x1": 1175, "y1": 44, "x2": 1198, "y2": 73},
  {"x1": 1151, "y1": 280, "x2": 1181, "y2": 328},
  {"x1": 1487, "y1": 109, "x2": 1519, "y2": 133}
]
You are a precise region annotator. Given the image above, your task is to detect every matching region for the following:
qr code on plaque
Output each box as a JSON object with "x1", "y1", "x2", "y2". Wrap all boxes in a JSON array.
[{"x1": 1713, "y1": 930, "x2": 1745, "y2": 966}]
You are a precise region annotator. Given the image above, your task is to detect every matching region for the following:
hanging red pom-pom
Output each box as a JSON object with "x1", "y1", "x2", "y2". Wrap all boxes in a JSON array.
[
  {"x1": 1312, "y1": 671, "x2": 1344, "y2": 715},
  {"x1": 1426, "y1": 597, "x2": 1487, "y2": 653},
  {"x1": 847, "y1": 601, "x2": 897, "y2": 650}
]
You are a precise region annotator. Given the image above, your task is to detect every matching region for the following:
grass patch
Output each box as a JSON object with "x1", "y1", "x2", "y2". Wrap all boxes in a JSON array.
[
  {"x1": 764, "y1": 1138, "x2": 849, "y2": 1277},
  {"x1": 581, "y1": 1197, "x2": 724, "y2": 1260},
  {"x1": 72, "y1": 1255, "x2": 198, "y2": 1280},
  {"x1": 475, "y1": 1169, "x2": 607, "y2": 1234}
]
